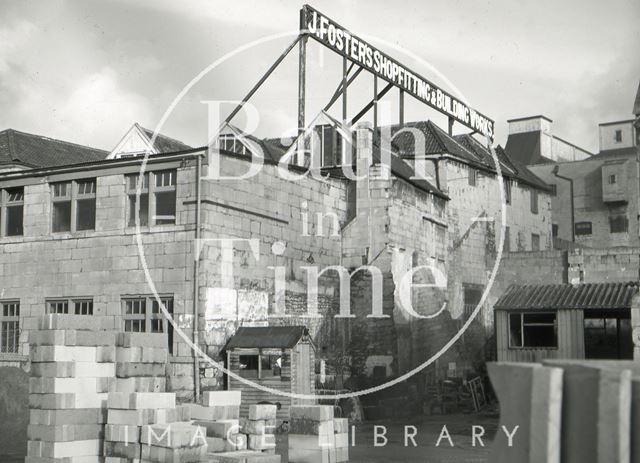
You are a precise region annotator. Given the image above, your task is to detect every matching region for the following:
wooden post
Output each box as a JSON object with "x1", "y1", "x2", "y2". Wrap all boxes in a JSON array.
[
  {"x1": 373, "y1": 76, "x2": 378, "y2": 130},
  {"x1": 399, "y1": 89, "x2": 404, "y2": 125},
  {"x1": 448, "y1": 117, "x2": 454, "y2": 135},
  {"x1": 342, "y1": 55, "x2": 348, "y2": 124},
  {"x1": 298, "y1": 35, "x2": 307, "y2": 136}
]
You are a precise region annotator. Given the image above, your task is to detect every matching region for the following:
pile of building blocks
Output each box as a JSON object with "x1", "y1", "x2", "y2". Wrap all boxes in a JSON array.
[
  {"x1": 114, "y1": 332, "x2": 168, "y2": 393},
  {"x1": 288, "y1": 405, "x2": 349, "y2": 463},
  {"x1": 26, "y1": 314, "x2": 115, "y2": 462},
  {"x1": 190, "y1": 390, "x2": 245, "y2": 453},
  {"x1": 242, "y1": 404, "x2": 278, "y2": 454}
]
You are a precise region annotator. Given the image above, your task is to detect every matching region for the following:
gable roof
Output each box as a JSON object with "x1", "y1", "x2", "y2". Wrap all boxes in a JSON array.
[
  {"x1": 495, "y1": 282, "x2": 639, "y2": 311},
  {"x1": 224, "y1": 326, "x2": 309, "y2": 349},
  {"x1": 109, "y1": 123, "x2": 192, "y2": 159},
  {"x1": 384, "y1": 120, "x2": 550, "y2": 191},
  {"x1": 0, "y1": 129, "x2": 108, "y2": 168}
]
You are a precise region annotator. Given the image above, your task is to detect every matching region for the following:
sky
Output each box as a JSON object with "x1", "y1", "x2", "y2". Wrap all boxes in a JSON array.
[{"x1": 0, "y1": 0, "x2": 638, "y2": 154}]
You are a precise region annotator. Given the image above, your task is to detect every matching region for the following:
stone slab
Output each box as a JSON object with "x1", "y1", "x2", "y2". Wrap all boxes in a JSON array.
[
  {"x1": 188, "y1": 404, "x2": 240, "y2": 421},
  {"x1": 140, "y1": 444, "x2": 207, "y2": 463},
  {"x1": 117, "y1": 332, "x2": 167, "y2": 348},
  {"x1": 247, "y1": 433, "x2": 276, "y2": 450},
  {"x1": 201, "y1": 390, "x2": 242, "y2": 407},
  {"x1": 29, "y1": 409, "x2": 107, "y2": 426},
  {"x1": 289, "y1": 419, "x2": 334, "y2": 436},
  {"x1": 27, "y1": 424, "x2": 104, "y2": 442},
  {"x1": 290, "y1": 406, "x2": 333, "y2": 422},
  {"x1": 115, "y1": 347, "x2": 167, "y2": 363},
  {"x1": 114, "y1": 377, "x2": 165, "y2": 393},
  {"x1": 194, "y1": 419, "x2": 240, "y2": 438},
  {"x1": 107, "y1": 392, "x2": 175, "y2": 410},
  {"x1": 208, "y1": 451, "x2": 281, "y2": 463},
  {"x1": 38, "y1": 314, "x2": 112, "y2": 331},
  {"x1": 115, "y1": 363, "x2": 166, "y2": 378},
  {"x1": 288, "y1": 434, "x2": 334, "y2": 450},
  {"x1": 104, "y1": 423, "x2": 141, "y2": 443},
  {"x1": 27, "y1": 439, "x2": 102, "y2": 458},
  {"x1": 31, "y1": 362, "x2": 116, "y2": 378},
  {"x1": 248, "y1": 404, "x2": 277, "y2": 421},
  {"x1": 107, "y1": 408, "x2": 182, "y2": 426},
  {"x1": 29, "y1": 393, "x2": 108, "y2": 410}
]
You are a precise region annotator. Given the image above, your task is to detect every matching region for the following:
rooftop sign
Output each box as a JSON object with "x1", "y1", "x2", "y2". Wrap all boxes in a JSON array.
[{"x1": 301, "y1": 4, "x2": 495, "y2": 138}]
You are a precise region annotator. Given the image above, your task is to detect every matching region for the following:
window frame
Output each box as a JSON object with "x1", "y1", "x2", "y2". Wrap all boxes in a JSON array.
[
  {"x1": 46, "y1": 298, "x2": 93, "y2": 315},
  {"x1": 609, "y1": 214, "x2": 629, "y2": 234},
  {"x1": 530, "y1": 189, "x2": 539, "y2": 214},
  {"x1": 531, "y1": 233, "x2": 540, "y2": 251},
  {"x1": 0, "y1": 300, "x2": 20, "y2": 354},
  {"x1": 0, "y1": 187, "x2": 24, "y2": 237},
  {"x1": 468, "y1": 168, "x2": 477, "y2": 186},
  {"x1": 608, "y1": 174, "x2": 617, "y2": 185},
  {"x1": 508, "y1": 311, "x2": 558, "y2": 349},
  {"x1": 575, "y1": 221, "x2": 593, "y2": 236},
  {"x1": 121, "y1": 295, "x2": 174, "y2": 353},
  {"x1": 504, "y1": 180, "x2": 512, "y2": 205},
  {"x1": 614, "y1": 130, "x2": 622, "y2": 143},
  {"x1": 51, "y1": 179, "x2": 96, "y2": 233},
  {"x1": 126, "y1": 170, "x2": 177, "y2": 227}
]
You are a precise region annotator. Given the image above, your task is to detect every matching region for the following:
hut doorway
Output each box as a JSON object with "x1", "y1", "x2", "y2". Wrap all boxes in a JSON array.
[{"x1": 584, "y1": 309, "x2": 633, "y2": 359}]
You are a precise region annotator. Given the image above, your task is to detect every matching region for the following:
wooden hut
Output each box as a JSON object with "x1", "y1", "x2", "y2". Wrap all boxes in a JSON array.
[
  {"x1": 223, "y1": 325, "x2": 315, "y2": 421},
  {"x1": 494, "y1": 282, "x2": 637, "y2": 362}
]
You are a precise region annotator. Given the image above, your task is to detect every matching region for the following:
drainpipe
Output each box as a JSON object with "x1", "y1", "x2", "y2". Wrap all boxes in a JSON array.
[
  {"x1": 192, "y1": 153, "x2": 202, "y2": 402},
  {"x1": 552, "y1": 165, "x2": 575, "y2": 242}
]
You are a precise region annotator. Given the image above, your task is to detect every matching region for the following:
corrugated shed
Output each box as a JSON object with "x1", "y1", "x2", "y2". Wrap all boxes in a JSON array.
[
  {"x1": 495, "y1": 282, "x2": 639, "y2": 310},
  {"x1": 224, "y1": 326, "x2": 308, "y2": 349}
]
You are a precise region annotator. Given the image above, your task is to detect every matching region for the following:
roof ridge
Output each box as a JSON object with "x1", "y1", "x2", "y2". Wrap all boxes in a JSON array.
[{"x1": 138, "y1": 124, "x2": 190, "y2": 146}]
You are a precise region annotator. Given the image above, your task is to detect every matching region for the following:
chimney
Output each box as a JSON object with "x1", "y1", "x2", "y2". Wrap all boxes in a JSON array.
[{"x1": 507, "y1": 115, "x2": 553, "y2": 135}]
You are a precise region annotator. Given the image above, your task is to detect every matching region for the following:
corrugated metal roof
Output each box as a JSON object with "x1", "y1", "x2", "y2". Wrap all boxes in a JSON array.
[
  {"x1": 494, "y1": 282, "x2": 639, "y2": 311},
  {"x1": 225, "y1": 326, "x2": 308, "y2": 349}
]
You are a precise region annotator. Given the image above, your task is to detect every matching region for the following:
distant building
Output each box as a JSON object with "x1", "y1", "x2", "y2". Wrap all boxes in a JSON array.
[{"x1": 505, "y1": 112, "x2": 639, "y2": 248}]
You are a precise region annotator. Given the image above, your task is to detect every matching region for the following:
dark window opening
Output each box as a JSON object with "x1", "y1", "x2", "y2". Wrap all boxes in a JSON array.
[
  {"x1": 610, "y1": 215, "x2": 628, "y2": 233},
  {"x1": 509, "y1": 312, "x2": 557, "y2": 348},
  {"x1": 504, "y1": 181, "x2": 512, "y2": 205},
  {"x1": 614, "y1": 130, "x2": 622, "y2": 142},
  {"x1": 0, "y1": 301, "x2": 20, "y2": 354},
  {"x1": 122, "y1": 296, "x2": 173, "y2": 354},
  {"x1": 4, "y1": 187, "x2": 24, "y2": 236},
  {"x1": 530, "y1": 189, "x2": 538, "y2": 214},
  {"x1": 552, "y1": 224, "x2": 558, "y2": 237},
  {"x1": 468, "y1": 168, "x2": 477, "y2": 186},
  {"x1": 575, "y1": 221, "x2": 592, "y2": 236},
  {"x1": 531, "y1": 233, "x2": 540, "y2": 251}
]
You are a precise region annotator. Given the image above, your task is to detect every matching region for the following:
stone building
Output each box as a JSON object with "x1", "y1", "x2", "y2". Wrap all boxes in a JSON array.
[
  {"x1": 0, "y1": 115, "x2": 552, "y2": 397},
  {"x1": 506, "y1": 114, "x2": 640, "y2": 248}
]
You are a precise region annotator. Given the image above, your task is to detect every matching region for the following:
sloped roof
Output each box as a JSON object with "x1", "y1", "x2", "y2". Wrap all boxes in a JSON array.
[
  {"x1": 138, "y1": 125, "x2": 192, "y2": 153},
  {"x1": 495, "y1": 282, "x2": 639, "y2": 311},
  {"x1": 590, "y1": 146, "x2": 638, "y2": 159},
  {"x1": 504, "y1": 131, "x2": 545, "y2": 165},
  {"x1": 225, "y1": 326, "x2": 308, "y2": 349},
  {"x1": 383, "y1": 120, "x2": 549, "y2": 191},
  {"x1": 0, "y1": 129, "x2": 108, "y2": 168}
]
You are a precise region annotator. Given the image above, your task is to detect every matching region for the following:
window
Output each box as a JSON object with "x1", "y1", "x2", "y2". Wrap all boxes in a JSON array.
[
  {"x1": 552, "y1": 224, "x2": 558, "y2": 237},
  {"x1": 127, "y1": 173, "x2": 149, "y2": 227},
  {"x1": 46, "y1": 298, "x2": 93, "y2": 315},
  {"x1": 468, "y1": 168, "x2": 477, "y2": 186},
  {"x1": 0, "y1": 301, "x2": 19, "y2": 354},
  {"x1": 608, "y1": 174, "x2": 617, "y2": 185},
  {"x1": 531, "y1": 233, "x2": 540, "y2": 251},
  {"x1": 122, "y1": 296, "x2": 173, "y2": 353},
  {"x1": 504, "y1": 180, "x2": 512, "y2": 205},
  {"x1": 51, "y1": 179, "x2": 96, "y2": 232},
  {"x1": 218, "y1": 134, "x2": 248, "y2": 155},
  {"x1": 1, "y1": 187, "x2": 24, "y2": 237},
  {"x1": 575, "y1": 221, "x2": 592, "y2": 236},
  {"x1": 509, "y1": 312, "x2": 557, "y2": 348},
  {"x1": 610, "y1": 214, "x2": 628, "y2": 233},
  {"x1": 614, "y1": 130, "x2": 622, "y2": 143},
  {"x1": 549, "y1": 184, "x2": 557, "y2": 196},
  {"x1": 530, "y1": 189, "x2": 538, "y2": 214},
  {"x1": 126, "y1": 170, "x2": 176, "y2": 226},
  {"x1": 238, "y1": 352, "x2": 282, "y2": 378}
]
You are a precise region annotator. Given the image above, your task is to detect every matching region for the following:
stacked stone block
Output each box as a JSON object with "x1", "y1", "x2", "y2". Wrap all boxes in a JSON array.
[
  {"x1": 114, "y1": 332, "x2": 167, "y2": 393},
  {"x1": 104, "y1": 391, "x2": 195, "y2": 461},
  {"x1": 26, "y1": 314, "x2": 114, "y2": 462},
  {"x1": 242, "y1": 404, "x2": 277, "y2": 454},
  {"x1": 288, "y1": 405, "x2": 346, "y2": 463},
  {"x1": 190, "y1": 391, "x2": 245, "y2": 453}
]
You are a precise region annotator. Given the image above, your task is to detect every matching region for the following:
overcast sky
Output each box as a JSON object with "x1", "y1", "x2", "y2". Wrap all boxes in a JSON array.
[{"x1": 1, "y1": 0, "x2": 638, "y2": 153}]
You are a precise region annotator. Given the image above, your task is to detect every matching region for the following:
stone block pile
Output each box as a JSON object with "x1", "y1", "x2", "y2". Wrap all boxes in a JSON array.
[
  {"x1": 288, "y1": 405, "x2": 349, "y2": 463},
  {"x1": 114, "y1": 332, "x2": 167, "y2": 393},
  {"x1": 26, "y1": 314, "x2": 114, "y2": 462}
]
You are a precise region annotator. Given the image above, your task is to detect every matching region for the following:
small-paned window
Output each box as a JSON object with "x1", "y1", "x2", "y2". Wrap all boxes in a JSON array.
[
  {"x1": 509, "y1": 312, "x2": 557, "y2": 348},
  {"x1": 0, "y1": 301, "x2": 20, "y2": 353}
]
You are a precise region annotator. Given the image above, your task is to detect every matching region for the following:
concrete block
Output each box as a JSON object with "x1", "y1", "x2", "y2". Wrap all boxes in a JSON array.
[
  {"x1": 201, "y1": 390, "x2": 241, "y2": 407},
  {"x1": 188, "y1": 403, "x2": 240, "y2": 421},
  {"x1": 104, "y1": 423, "x2": 141, "y2": 443},
  {"x1": 333, "y1": 418, "x2": 348, "y2": 434},
  {"x1": 30, "y1": 361, "x2": 115, "y2": 378},
  {"x1": 288, "y1": 448, "x2": 330, "y2": 463},
  {"x1": 334, "y1": 433, "x2": 348, "y2": 448},
  {"x1": 140, "y1": 444, "x2": 208, "y2": 463},
  {"x1": 107, "y1": 392, "x2": 175, "y2": 410},
  {"x1": 240, "y1": 418, "x2": 277, "y2": 435},
  {"x1": 194, "y1": 419, "x2": 240, "y2": 438},
  {"x1": 206, "y1": 434, "x2": 247, "y2": 452},
  {"x1": 29, "y1": 378, "x2": 100, "y2": 394},
  {"x1": 247, "y1": 433, "x2": 276, "y2": 450},
  {"x1": 336, "y1": 446, "x2": 348, "y2": 462},
  {"x1": 114, "y1": 377, "x2": 165, "y2": 393},
  {"x1": 117, "y1": 331, "x2": 167, "y2": 348},
  {"x1": 27, "y1": 424, "x2": 104, "y2": 442},
  {"x1": 29, "y1": 409, "x2": 107, "y2": 426},
  {"x1": 25, "y1": 457, "x2": 105, "y2": 463},
  {"x1": 208, "y1": 451, "x2": 281, "y2": 463},
  {"x1": 290, "y1": 406, "x2": 333, "y2": 422},
  {"x1": 288, "y1": 434, "x2": 334, "y2": 450},
  {"x1": 29, "y1": 393, "x2": 108, "y2": 410},
  {"x1": 103, "y1": 441, "x2": 141, "y2": 459},
  {"x1": 26, "y1": 439, "x2": 102, "y2": 458},
  {"x1": 543, "y1": 360, "x2": 633, "y2": 463},
  {"x1": 115, "y1": 347, "x2": 167, "y2": 363},
  {"x1": 30, "y1": 346, "x2": 98, "y2": 363},
  {"x1": 289, "y1": 419, "x2": 334, "y2": 436},
  {"x1": 115, "y1": 362, "x2": 166, "y2": 378},
  {"x1": 488, "y1": 362, "x2": 563, "y2": 463},
  {"x1": 140, "y1": 422, "x2": 206, "y2": 448},
  {"x1": 107, "y1": 407, "x2": 181, "y2": 426},
  {"x1": 248, "y1": 404, "x2": 277, "y2": 420}
]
